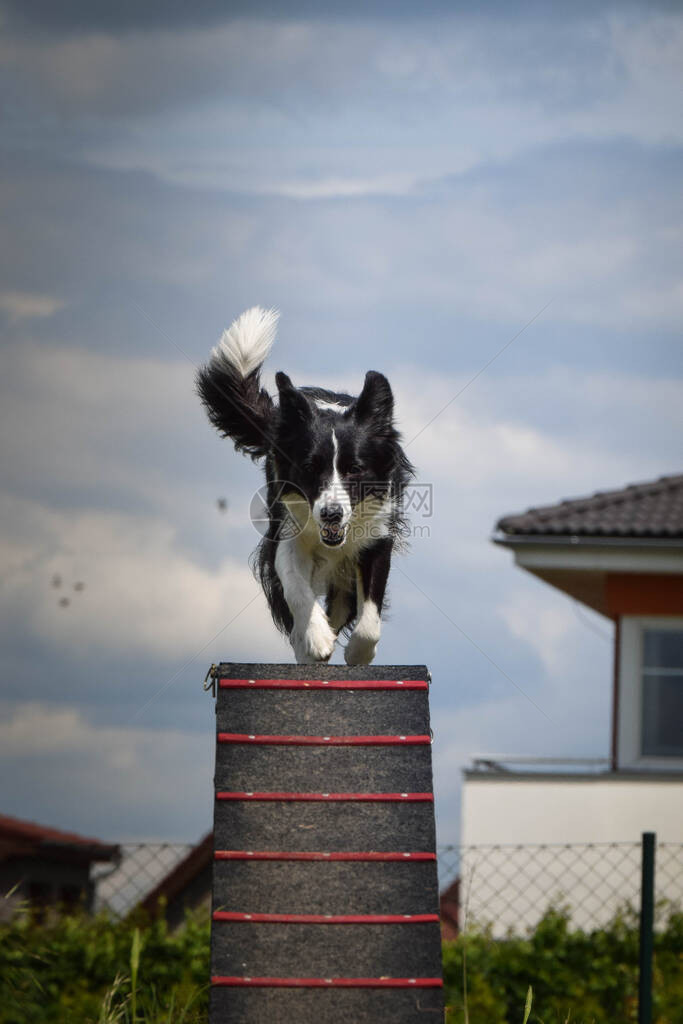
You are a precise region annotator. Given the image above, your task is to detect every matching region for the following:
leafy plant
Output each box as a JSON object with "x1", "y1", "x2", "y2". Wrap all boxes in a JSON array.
[
  {"x1": 2, "y1": 900, "x2": 681, "y2": 1024},
  {"x1": 130, "y1": 928, "x2": 141, "y2": 1023},
  {"x1": 442, "y1": 904, "x2": 683, "y2": 1024},
  {"x1": 0, "y1": 904, "x2": 209, "y2": 1024}
]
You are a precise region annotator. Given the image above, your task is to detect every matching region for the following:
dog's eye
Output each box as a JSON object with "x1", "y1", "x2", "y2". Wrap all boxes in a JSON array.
[{"x1": 344, "y1": 463, "x2": 364, "y2": 478}]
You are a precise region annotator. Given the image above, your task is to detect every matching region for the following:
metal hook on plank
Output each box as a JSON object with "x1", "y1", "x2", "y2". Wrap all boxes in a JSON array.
[{"x1": 203, "y1": 663, "x2": 218, "y2": 699}]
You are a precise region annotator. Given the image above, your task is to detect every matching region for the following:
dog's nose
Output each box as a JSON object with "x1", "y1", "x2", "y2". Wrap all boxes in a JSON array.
[{"x1": 320, "y1": 503, "x2": 344, "y2": 523}]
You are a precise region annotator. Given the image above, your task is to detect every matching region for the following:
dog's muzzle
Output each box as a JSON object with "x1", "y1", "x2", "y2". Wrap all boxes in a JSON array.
[
  {"x1": 320, "y1": 522, "x2": 347, "y2": 547},
  {"x1": 319, "y1": 503, "x2": 347, "y2": 547}
]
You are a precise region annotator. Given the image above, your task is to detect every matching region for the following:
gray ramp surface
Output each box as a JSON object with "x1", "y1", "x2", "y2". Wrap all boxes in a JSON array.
[{"x1": 209, "y1": 663, "x2": 444, "y2": 1024}]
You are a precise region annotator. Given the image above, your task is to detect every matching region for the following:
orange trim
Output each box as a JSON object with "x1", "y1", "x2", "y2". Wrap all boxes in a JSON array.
[{"x1": 605, "y1": 574, "x2": 683, "y2": 616}]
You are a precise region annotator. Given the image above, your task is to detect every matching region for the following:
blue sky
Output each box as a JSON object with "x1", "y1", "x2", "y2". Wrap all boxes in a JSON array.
[{"x1": 1, "y1": 1, "x2": 682, "y2": 847}]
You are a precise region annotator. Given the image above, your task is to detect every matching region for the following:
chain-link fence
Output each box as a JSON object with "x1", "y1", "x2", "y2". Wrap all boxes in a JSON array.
[
  {"x1": 93, "y1": 842, "x2": 195, "y2": 916},
  {"x1": 437, "y1": 841, "x2": 683, "y2": 936},
  {"x1": 93, "y1": 839, "x2": 683, "y2": 935}
]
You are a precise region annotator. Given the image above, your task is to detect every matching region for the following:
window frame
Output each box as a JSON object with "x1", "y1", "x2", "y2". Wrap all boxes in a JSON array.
[{"x1": 617, "y1": 615, "x2": 683, "y2": 770}]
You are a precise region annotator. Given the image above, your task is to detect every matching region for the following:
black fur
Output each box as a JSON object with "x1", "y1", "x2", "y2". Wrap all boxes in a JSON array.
[
  {"x1": 196, "y1": 362, "x2": 274, "y2": 461},
  {"x1": 197, "y1": 343, "x2": 414, "y2": 660}
]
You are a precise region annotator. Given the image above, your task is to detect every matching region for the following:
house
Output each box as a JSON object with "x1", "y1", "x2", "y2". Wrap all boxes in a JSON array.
[
  {"x1": 439, "y1": 877, "x2": 460, "y2": 940},
  {"x1": 139, "y1": 831, "x2": 213, "y2": 929},
  {"x1": 0, "y1": 813, "x2": 120, "y2": 919},
  {"x1": 459, "y1": 473, "x2": 683, "y2": 933}
]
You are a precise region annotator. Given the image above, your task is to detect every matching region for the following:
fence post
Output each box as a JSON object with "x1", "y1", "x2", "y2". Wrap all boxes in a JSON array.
[{"x1": 638, "y1": 831, "x2": 655, "y2": 1024}]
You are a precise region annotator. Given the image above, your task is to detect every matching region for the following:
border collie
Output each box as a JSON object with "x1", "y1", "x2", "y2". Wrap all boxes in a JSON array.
[{"x1": 196, "y1": 307, "x2": 414, "y2": 665}]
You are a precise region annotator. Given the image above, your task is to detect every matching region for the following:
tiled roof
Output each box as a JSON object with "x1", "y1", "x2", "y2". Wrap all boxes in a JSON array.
[
  {"x1": 496, "y1": 474, "x2": 683, "y2": 540},
  {"x1": 0, "y1": 812, "x2": 119, "y2": 861}
]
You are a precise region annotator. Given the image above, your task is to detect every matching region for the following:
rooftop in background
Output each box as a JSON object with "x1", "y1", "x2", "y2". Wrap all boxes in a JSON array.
[
  {"x1": 0, "y1": 812, "x2": 119, "y2": 862},
  {"x1": 468, "y1": 756, "x2": 610, "y2": 774},
  {"x1": 464, "y1": 756, "x2": 683, "y2": 782},
  {"x1": 494, "y1": 473, "x2": 683, "y2": 542},
  {"x1": 0, "y1": 813, "x2": 121, "y2": 917}
]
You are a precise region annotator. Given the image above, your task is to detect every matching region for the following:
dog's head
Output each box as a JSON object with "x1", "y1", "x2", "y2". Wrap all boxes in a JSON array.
[{"x1": 273, "y1": 371, "x2": 398, "y2": 549}]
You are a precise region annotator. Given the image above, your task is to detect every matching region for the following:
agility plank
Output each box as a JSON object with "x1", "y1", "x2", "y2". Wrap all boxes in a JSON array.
[{"x1": 209, "y1": 663, "x2": 443, "y2": 1024}]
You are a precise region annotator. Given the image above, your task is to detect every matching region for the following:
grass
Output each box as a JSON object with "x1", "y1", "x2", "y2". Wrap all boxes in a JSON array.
[
  {"x1": 2, "y1": 896, "x2": 682, "y2": 1023},
  {"x1": 442, "y1": 902, "x2": 682, "y2": 1023},
  {"x1": 0, "y1": 898, "x2": 209, "y2": 1024}
]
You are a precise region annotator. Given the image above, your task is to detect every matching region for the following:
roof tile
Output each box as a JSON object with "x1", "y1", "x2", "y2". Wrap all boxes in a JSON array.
[
  {"x1": 0, "y1": 812, "x2": 119, "y2": 861},
  {"x1": 496, "y1": 473, "x2": 683, "y2": 539}
]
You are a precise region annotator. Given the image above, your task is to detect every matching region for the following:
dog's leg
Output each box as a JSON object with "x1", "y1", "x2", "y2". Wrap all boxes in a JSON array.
[
  {"x1": 275, "y1": 540, "x2": 336, "y2": 664},
  {"x1": 326, "y1": 582, "x2": 356, "y2": 634},
  {"x1": 344, "y1": 538, "x2": 392, "y2": 666}
]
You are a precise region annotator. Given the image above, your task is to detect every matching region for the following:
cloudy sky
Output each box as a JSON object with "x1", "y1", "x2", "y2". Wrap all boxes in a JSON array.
[{"x1": 1, "y1": 0, "x2": 682, "y2": 851}]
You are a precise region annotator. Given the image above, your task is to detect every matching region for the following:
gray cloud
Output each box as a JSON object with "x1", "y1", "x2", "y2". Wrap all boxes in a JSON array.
[
  {"x1": 3, "y1": 138, "x2": 682, "y2": 381},
  {"x1": 2, "y1": 0, "x2": 641, "y2": 36},
  {"x1": 1, "y1": 0, "x2": 681, "y2": 843},
  {"x1": 2, "y1": 6, "x2": 681, "y2": 128},
  {"x1": 0, "y1": 702, "x2": 214, "y2": 841},
  {"x1": 0, "y1": 347, "x2": 677, "y2": 838},
  {"x1": 2, "y1": 0, "x2": 244, "y2": 34}
]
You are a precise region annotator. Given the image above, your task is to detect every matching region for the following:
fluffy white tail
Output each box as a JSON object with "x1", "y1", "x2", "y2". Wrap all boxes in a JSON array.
[{"x1": 210, "y1": 306, "x2": 279, "y2": 378}]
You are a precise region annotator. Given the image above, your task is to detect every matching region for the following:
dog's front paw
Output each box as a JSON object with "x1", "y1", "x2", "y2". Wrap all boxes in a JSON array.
[
  {"x1": 344, "y1": 630, "x2": 379, "y2": 666},
  {"x1": 292, "y1": 608, "x2": 336, "y2": 664},
  {"x1": 344, "y1": 604, "x2": 381, "y2": 665}
]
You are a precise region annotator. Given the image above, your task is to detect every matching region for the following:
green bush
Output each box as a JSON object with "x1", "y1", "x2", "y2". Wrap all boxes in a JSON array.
[
  {"x1": 0, "y1": 905, "x2": 210, "y2": 1024},
  {"x1": 443, "y1": 905, "x2": 683, "y2": 1024},
  {"x1": 2, "y1": 902, "x2": 681, "y2": 1023}
]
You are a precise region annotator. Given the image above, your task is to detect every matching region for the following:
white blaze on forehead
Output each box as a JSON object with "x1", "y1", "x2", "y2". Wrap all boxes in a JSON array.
[{"x1": 312, "y1": 429, "x2": 352, "y2": 528}]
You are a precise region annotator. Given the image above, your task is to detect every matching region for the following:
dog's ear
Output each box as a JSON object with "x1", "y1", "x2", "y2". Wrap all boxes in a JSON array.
[
  {"x1": 353, "y1": 371, "x2": 394, "y2": 428},
  {"x1": 276, "y1": 371, "x2": 312, "y2": 425}
]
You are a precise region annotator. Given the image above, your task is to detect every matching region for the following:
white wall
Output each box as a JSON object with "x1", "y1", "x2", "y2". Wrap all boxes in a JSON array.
[
  {"x1": 459, "y1": 775, "x2": 683, "y2": 933},
  {"x1": 462, "y1": 775, "x2": 683, "y2": 846}
]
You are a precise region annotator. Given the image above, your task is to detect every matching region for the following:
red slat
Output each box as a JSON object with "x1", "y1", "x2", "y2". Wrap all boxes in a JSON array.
[
  {"x1": 214, "y1": 850, "x2": 436, "y2": 862},
  {"x1": 215, "y1": 791, "x2": 433, "y2": 802},
  {"x1": 219, "y1": 678, "x2": 427, "y2": 690},
  {"x1": 211, "y1": 975, "x2": 443, "y2": 988},
  {"x1": 212, "y1": 911, "x2": 439, "y2": 924},
  {"x1": 217, "y1": 733, "x2": 430, "y2": 746}
]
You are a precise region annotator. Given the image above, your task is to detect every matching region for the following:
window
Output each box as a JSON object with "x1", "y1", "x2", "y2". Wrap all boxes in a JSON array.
[
  {"x1": 617, "y1": 616, "x2": 683, "y2": 770},
  {"x1": 641, "y1": 628, "x2": 683, "y2": 757}
]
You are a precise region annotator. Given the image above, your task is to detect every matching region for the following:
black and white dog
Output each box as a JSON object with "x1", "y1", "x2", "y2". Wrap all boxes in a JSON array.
[{"x1": 196, "y1": 307, "x2": 414, "y2": 665}]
